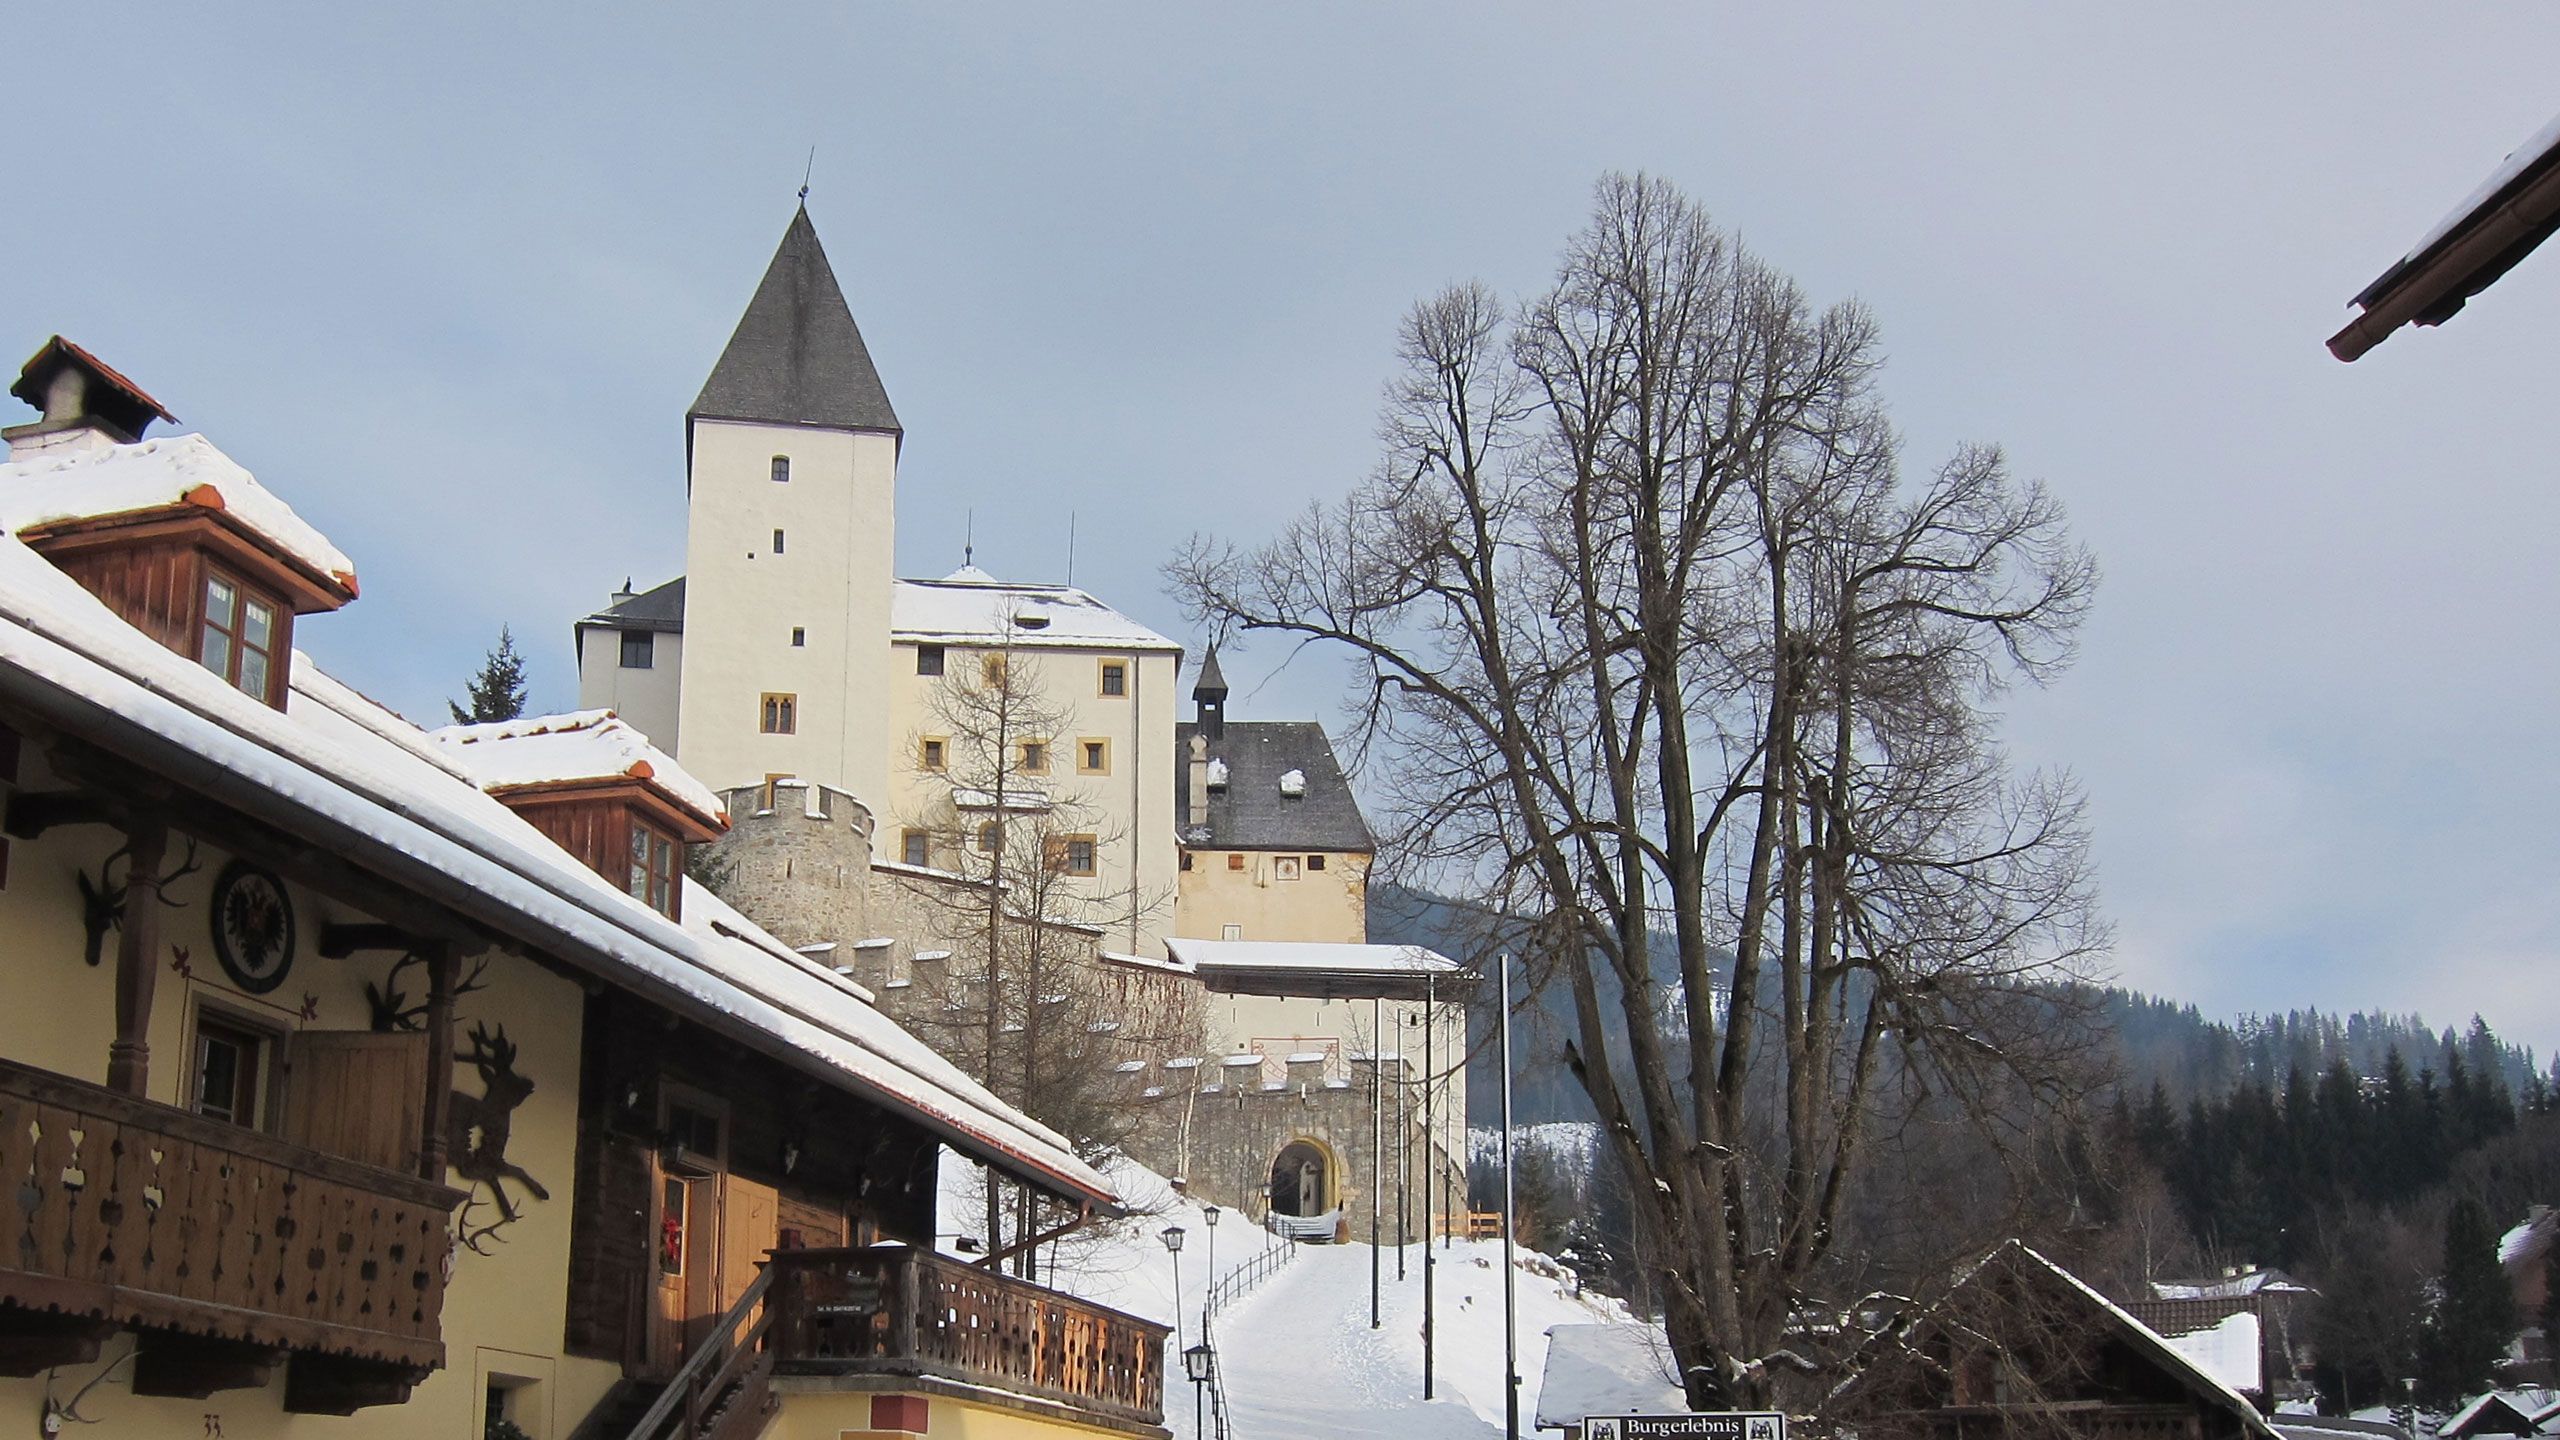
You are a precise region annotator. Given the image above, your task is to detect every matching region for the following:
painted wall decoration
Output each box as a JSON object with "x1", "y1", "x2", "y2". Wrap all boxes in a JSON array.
[
  {"x1": 362, "y1": 951, "x2": 491, "y2": 1032},
  {"x1": 208, "y1": 860, "x2": 294, "y2": 992},
  {"x1": 449, "y1": 1021, "x2": 551, "y2": 1252}
]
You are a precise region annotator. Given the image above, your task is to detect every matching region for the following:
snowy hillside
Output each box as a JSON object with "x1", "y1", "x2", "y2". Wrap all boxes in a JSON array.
[{"x1": 941, "y1": 1151, "x2": 1645, "y2": 1439}]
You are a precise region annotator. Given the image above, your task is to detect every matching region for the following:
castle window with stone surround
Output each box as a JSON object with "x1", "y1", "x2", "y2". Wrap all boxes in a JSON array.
[
  {"x1": 1099, "y1": 660, "x2": 1126, "y2": 697},
  {"x1": 760, "y1": 692, "x2": 797, "y2": 734},
  {"x1": 901, "y1": 829, "x2": 929, "y2": 867},
  {"x1": 1078, "y1": 738, "x2": 1110, "y2": 775},
  {"x1": 1019, "y1": 739, "x2": 1049, "y2": 775},
  {"x1": 1053, "y1": 834, "x2": 1098, "y2": 877},
  {"x1": 771, "y1": 455, "x2": 790, "y2": 483},
  {"x1": 919, "y1": 736, "x2": 947, "y2": 770}
]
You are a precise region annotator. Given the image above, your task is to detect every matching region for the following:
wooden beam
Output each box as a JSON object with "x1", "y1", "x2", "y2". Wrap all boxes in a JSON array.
[
  {"x1": 319, "y1": 922, "x2": 433, "y2": 959},
  {"x1": 1, "y1": 788, "x2": 123, "y2": 839},
  {"x1": 0, "y1": 1308, "x2": 116, "y2": 1377},
  {"x1": 420, "y1": 942, "x2": 457, "y2": 1181},
  {"x1": 131, "y1": 1330, "x2": 283, "y2": 1399},
  {"x1": 105, "y1": 820, "x2": 167, "y2": 1096},
  {"x1": 282, "y1": 1353, "x2": 428, "y2": 1414}
]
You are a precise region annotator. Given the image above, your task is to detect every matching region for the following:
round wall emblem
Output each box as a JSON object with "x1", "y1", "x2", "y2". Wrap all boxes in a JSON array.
[{"x1": 210, "y1": 861, "x2": 295, "y2": 993}]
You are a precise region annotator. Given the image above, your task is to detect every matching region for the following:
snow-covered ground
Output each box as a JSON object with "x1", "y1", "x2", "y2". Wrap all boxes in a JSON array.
[{"x1": 940, "y1": 1150, "x2": 1641, "y2": 1439}]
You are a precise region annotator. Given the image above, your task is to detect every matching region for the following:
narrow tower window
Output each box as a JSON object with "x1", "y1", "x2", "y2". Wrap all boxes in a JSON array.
[
  {"x1": 772, "y1": 528, "x2": 786, "y2": 554},
  {"x1": 760, "y1": 693, "x2": 797, "y2": 734},
  {"x1": 790, "y1": 626, "x2": 806, "y2": 647},
  {"x1": 771, "y1": 455, "x2": 790, "y2": 483}
]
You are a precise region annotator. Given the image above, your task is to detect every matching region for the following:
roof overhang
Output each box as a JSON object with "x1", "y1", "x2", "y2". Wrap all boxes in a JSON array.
[
  {"x1": 492, "y1": 776, "x2": 727, "y2": 844},
  {"x1": 24, "y1": 505, "x2": 358, "y2": 612},
  {"x1": 1165, "y1": 938, "x2": 1470, "y2": 1001},
  {"x1": 2331, "y1": 116, "x2": 2560, "y2": 361}
]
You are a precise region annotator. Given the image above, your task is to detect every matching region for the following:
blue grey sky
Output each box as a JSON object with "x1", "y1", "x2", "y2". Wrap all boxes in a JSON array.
[{"x1": 7, "y1": 5, "x2": 2556, "y2": 1056}]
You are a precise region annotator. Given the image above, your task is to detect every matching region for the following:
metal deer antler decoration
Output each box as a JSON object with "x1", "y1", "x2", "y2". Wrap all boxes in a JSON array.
[
  {"x1": 77, "y1": 837, "x2": 202, "y2": 966},
  {"x1": 448, "y1": 1022, "x2": 550, "y2": 1253}
]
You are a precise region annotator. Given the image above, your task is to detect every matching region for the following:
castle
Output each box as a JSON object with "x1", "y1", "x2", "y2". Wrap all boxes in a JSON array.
[{"x1": 574, "y1": 206, "x2": 1467, "y2": 1235}]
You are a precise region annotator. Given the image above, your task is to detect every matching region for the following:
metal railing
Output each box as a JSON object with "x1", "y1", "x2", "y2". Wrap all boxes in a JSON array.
[{"x1": 1206, "y1": 1231, "x2": 1301, "y2": 1322}]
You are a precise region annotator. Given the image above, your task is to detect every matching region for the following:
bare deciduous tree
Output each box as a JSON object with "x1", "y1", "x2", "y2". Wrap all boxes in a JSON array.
[{"x1": 1170, "y1": 172, "x2": 2105, "y2": 1407}]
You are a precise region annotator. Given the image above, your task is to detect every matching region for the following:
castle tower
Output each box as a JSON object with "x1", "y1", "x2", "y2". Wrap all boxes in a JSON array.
[{"x1": 675, "y1": 206, "x2": 901, "y2": 809}]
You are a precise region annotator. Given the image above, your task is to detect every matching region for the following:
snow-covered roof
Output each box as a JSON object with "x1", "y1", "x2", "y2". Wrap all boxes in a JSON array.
[
  {"x1": 431, "y1": 708, "x2": 726, "y2": 829},
  {"x1": 0, "y1": 529, "x2": 1113, "y2": 1211},
  {"x1": 2008, "y1": 1245, "x2": 2278, "y2": 1440},
  {"x1": 0, "y1": 434, "x2": 357, "y2": 596},
  {"x1": 2498, "y1": 1210, "x2": 2553, "y2": 1268},
  {"x1": 1164, "y1": 938, "x2": 1466, "y2": 999},
  {"x1": 2396, "y1": 111, "x2": 2560, "y2": 277},
  {"x1": 2151, "y1": 1268, "x2": 2313, "y2": 1300},
  {"x1": 1533, "y1": 1324, "x2": 1686, "y2": 1430},
  {"x1": 2157, "y1": 1311, "x2": 2263, "y2": 1397},
  {"x1": 2437, "y1": 1392, "x2": 2545, "y2": 1438},
  {"x1": 891, "y1": 571, "x2": 1180, "y2": 653}
]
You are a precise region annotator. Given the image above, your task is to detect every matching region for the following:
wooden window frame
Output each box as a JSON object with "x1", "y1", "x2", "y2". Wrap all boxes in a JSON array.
[
  {"x1": 629, "y1": 819, "x2": 680, "y2": 917},
  {"x1": 1078, "y1": 737, "x2": 1111, "y2": 775},
  {"x1": 1051, "y1": 833, "x2": 1099, "y2": 878},
  {"x1": 198, "y1": 566, "x2": 284, "y2": 706},
  {"x1": 188, "y1": 1004, "x2": 280, "y2": 1131},
  {"x1": 918, "y1": 736, "x2": 949, "y2": 771},
  {"x1": 759, "y1": 692, "x2": 797, "y2": 735},
  {"x1": 900, "y1": 828, "x2": 930, "y2": 867},
  {"x1": 1098, "y1": 660, "x2": 1127, "y2": 698}
]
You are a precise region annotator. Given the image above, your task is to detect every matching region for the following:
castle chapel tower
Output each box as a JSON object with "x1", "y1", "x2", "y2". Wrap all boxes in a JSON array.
[{"x1": 675, "y1": 207, "x2": 900, "y2": 808}]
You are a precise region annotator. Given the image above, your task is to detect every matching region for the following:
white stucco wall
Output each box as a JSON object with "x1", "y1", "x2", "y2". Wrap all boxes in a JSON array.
[
  {"x1": 576, "y1": 624, "x2": 684, "y2": 754},
  {"x1": 676, "y1": 419, "x2": 898, "y2": 806},
  {"x1": 883, "y1": 643, "x2": 1179, "y2": 956}
]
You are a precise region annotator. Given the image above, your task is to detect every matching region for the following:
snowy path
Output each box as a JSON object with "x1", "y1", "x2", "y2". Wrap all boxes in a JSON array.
[{"x1": 1206, "y1": 1240, "x2": 1625, "y2": 1440}]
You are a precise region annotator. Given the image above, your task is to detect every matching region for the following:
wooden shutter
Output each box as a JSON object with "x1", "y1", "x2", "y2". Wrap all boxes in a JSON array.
[
  {"x1": 281, "y1": 1030, "x2": 427, "y2": 1172},
  {"x1": 716, "y1": 1174, "x2": 780, "y2": 1315}
]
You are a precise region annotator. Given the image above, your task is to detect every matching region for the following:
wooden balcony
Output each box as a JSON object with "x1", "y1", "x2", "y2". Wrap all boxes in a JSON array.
[
  {"x1": 0, "y1": 1059, "x2": 464, "y2": 1409},
  {"x1": 766, "y1": 1245, "x2": 1170, "y2": 1430}
]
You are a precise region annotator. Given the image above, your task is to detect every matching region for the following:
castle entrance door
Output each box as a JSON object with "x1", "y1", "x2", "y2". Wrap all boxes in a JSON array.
[{"x1": 1269, "y1": 1140, "x2": 1329, "y2": 1217}]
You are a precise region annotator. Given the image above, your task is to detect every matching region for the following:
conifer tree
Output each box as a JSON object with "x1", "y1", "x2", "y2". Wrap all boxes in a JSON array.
[
  {"x1": 449, "y1": 627, "x2": 529, "y2": 724},
  {"x1": 2419, "y1": 1196, "x2": 2518, "y2": 1405}
]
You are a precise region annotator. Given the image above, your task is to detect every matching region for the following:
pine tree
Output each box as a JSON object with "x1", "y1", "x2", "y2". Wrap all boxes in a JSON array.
[
  {"x1": 449, "y1": 627, "x2": 530, "y2": 724},
  {"x1": 2419, "y1": 1197, "x2": 2519, "y2": 1406}
]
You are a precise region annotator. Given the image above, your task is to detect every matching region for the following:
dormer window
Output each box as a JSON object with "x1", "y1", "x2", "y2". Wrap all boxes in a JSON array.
[
  {"x1": 629, "y1": 822, "x2": 679, "y2": 917},
  {"x1": 200, "y1": 571, "x2": 281, "y2": 703}
]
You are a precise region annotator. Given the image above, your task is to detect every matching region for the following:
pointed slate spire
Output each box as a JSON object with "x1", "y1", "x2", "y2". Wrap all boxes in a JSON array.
[
  {"x1": 690, "y1": 207, "x2": 900, "y2": 434},
  {"x1": 1193, "y1": 646, "x2": 1229, "y2": 739}
]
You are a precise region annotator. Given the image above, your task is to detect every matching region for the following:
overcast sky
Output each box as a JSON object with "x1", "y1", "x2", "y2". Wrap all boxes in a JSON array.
[{"x1": 7, "y1": 5, "x2": 2556, "y2": 1057}]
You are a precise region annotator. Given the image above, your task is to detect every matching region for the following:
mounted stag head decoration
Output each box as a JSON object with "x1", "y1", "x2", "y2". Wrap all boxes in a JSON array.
[
  {"x1": 449, "y1": 1021, "x2": 550, "y2": 1253},
  {"x1": 364, "y1": 952, "x2": 492, "y2": 1032},
  {"x1": 76, "y1": 837, "x2": 202, "y2": 966}
]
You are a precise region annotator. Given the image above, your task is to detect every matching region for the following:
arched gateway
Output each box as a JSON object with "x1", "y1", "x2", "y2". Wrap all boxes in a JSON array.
[{"x1": 1268, "y1": 1140, "x2": 1332, "y2": 1218}]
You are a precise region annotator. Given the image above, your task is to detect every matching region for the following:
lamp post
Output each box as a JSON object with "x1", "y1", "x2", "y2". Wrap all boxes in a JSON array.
[
  {"x1": 1182, "y1": 1338, "x2": 1217, "y2": 1440},
  {"x1": 1160, "y1": 1224, "x2": 1187, "y2": 1383},
  {"x1": 1201, "y1": 1205, "x2": 1221, "y2": 1338}
]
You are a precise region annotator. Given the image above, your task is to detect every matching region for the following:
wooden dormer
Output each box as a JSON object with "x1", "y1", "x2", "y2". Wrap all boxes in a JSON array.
[
  {"x1": 3, "y1": 341, "x2": 358, "y2": 711},
  {"x1": 429, "y1": 712, "x2": 728, "y2": 922}
]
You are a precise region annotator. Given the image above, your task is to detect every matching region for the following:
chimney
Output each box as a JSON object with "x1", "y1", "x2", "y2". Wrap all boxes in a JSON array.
[
  {"x1": 3, "y1": 337, "x2": 176, "y2": 461},
  {"x1": 613, "y1": 577, "x2": 638, "y2": 605},
  {"x1": 1192, "y1": 645, "x2": 1229, "y2": 741},
  {"x1": 1187, "y1": 733, "x2": 1210, "y2": 828}
]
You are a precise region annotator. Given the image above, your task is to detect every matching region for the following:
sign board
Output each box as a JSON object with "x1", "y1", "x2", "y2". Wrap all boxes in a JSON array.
[{"x1": 1583, "y1": 1414, "x2": 1785, "y2": 1440}]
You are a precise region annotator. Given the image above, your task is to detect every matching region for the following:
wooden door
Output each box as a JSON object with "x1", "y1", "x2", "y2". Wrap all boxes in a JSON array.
[
  {"x1": 281, "y1": 1030, "x2": 427, "y2": 1172},
  {"x1": 651, "y1": 1166, "x2": 712, "y2": 1375},
  {"x1": 717, "y1": 1174, "x2": 780, "y2": 1314}
]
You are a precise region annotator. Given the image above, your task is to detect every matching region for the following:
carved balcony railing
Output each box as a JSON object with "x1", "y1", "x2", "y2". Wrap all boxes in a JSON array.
[
  {"x1": 766, "y1": 1246, "x2": 1170, "y2": 1430},
  {"x1": 0, "y1": 1058, "x2": 463, "y2": 1374}
]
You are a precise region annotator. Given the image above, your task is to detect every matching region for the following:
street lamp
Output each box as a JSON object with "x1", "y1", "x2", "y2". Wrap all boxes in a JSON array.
[
  {"x1": 1202, "y1": 1204, "x2": 1222, "y2": 1334},
  {"x1": 1161, "y1": 1224, "x2": 1187, "y2": 1380},
  {"x1": 1182, "y1": 1339, "x2": 1218, "y2": 1440}
]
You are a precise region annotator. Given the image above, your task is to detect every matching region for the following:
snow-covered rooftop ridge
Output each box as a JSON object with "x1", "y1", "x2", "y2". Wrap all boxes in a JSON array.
[
  {"x1": 0, "y1": 531, "x2": 1110, "y2": 1209},
  {"x1": 2157, "y1": 1311, "x2": 2263, "y2": 1397},
  {"x1": 430, "y1": 707, "x2": 727, "y2": 828},
  {"x1": 1163, "y1": 937, "x2": 1466, "y2": 976},
  {"x1": 0, "y1": 433, "x2": 357, "y2": 593},
  {"x1": 1533, "y1": 1324, "x2": 1686, "y2": 1430},
  {"x1": 891, "y1": 571, "x2": 1180, "y2": 652}
]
